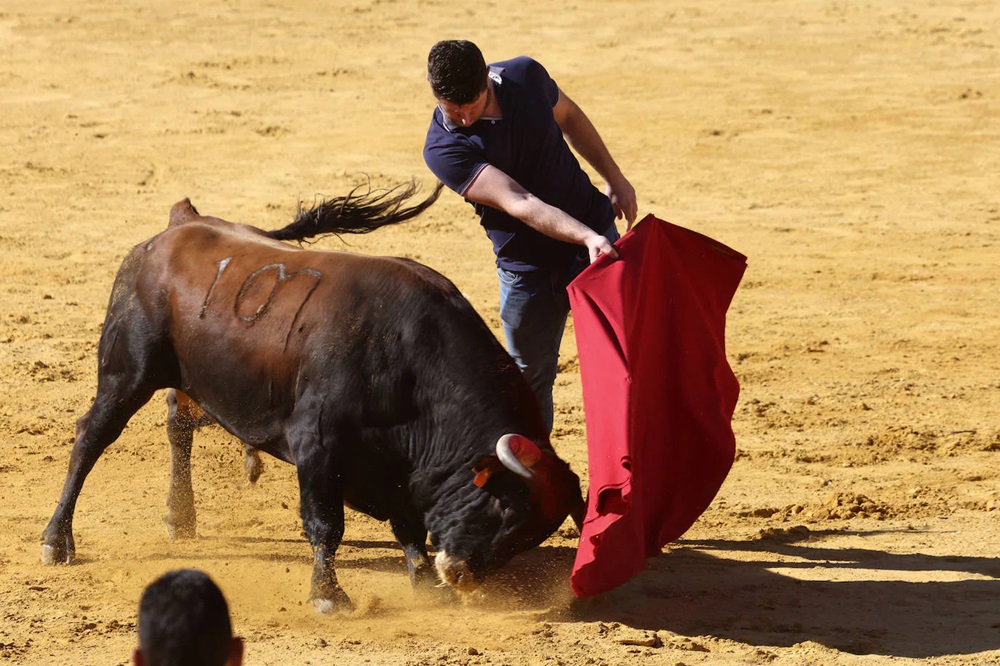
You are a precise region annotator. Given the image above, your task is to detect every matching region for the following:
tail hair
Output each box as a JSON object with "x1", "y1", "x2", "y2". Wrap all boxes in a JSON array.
[{"x1": 266, "y1": 178, "x2": 443, "y2": 243}]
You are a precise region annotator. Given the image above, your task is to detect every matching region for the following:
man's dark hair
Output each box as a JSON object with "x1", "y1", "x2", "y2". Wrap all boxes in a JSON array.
[
  {"x1": 137, "y1": 569, "x2": 234, "y2": 666},
  {"x1": 427, "y1": 40, "x2": 488, "y2": 105}
]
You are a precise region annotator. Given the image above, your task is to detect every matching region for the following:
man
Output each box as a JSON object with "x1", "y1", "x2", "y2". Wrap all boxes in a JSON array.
[
  {"x1": 133, "y1": 569, "x2": 243, "y2": 666},
  {"x1": 423, "y1": 40, "x2": 638, "y2": 432}
]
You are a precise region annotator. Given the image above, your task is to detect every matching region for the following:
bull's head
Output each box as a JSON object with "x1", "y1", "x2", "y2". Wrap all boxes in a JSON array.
[{"x1": 434, "y1": 434, "x2": 585, "y2": 594}]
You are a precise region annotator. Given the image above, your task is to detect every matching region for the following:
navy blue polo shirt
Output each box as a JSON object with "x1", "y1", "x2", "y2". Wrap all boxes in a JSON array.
[{"x1": 423, "y1": 56, "x2": 616, "y2": 272}]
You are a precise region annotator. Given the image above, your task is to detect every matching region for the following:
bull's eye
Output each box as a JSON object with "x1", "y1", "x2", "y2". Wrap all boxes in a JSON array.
[{"x1": 456, "y1": 571, "x2": 465, "y2": 580}]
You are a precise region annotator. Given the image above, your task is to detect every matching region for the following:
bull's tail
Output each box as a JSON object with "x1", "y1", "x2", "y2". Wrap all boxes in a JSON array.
[{"x1": 266, "y1": 179, "x2": 443, "y2": 243}]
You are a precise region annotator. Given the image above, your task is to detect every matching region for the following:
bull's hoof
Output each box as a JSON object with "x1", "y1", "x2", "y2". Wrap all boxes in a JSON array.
[
  {"x1": 312, "y1": 596, "x2": 353, "y2": 615},
  {"x1": 310, "y1": 589, "x2": 353, "y2": 615},
  {"x1": 163, "y1": 515, "x2": 196, "y2": 539},
  {"x1": 41, "y1": 543, "x2": 74, "y2": 566}
]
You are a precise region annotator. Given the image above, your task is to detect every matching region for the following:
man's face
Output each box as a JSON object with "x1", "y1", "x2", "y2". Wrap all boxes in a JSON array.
[{"x1": 437, "y1": 84, "x2": 489, "y2": 128}]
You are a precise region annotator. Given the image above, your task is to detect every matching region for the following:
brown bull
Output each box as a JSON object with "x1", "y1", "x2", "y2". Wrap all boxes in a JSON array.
[{"x1": 41, "y1": 181, "x2": 585, "y2": 611}]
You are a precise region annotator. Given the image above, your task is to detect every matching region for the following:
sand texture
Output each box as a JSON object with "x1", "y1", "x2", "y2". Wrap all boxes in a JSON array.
[{"x1": 1, "y1": 1, "x2": 998, "y2": 664}]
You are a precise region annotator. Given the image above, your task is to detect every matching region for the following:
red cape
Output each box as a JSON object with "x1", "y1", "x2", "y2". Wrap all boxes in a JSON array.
[{"x1": 567, "y1": 215, "x2": 746, "y2": 598}]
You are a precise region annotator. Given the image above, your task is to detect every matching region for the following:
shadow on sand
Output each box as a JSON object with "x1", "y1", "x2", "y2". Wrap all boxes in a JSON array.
[{"x1": 488, "y1": 528, "x2": 999, "y2": 659}]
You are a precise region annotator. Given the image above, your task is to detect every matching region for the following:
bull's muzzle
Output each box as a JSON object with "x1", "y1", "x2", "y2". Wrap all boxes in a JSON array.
[{"x1": 434, "y1": 551, "x2": 478, "y2": 593}]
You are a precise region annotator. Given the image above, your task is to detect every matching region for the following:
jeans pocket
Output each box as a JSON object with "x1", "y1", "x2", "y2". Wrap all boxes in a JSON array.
[{"x1": 497, "y1": 266, "x2": 520, "y2": 286}]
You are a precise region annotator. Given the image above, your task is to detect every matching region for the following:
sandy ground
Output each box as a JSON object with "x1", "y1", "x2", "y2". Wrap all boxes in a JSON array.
[{"x1": 1, "y1": 0, "x2": 998, "y2": 664}]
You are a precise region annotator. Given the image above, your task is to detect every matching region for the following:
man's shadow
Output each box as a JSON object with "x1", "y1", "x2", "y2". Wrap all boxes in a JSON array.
[{"x1": 484, "y1": 528, "x2": 1000, "y2": 659}]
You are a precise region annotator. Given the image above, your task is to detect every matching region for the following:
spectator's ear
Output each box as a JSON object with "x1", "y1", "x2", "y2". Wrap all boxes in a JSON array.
[
  {"x1": 132, "y1": 647, "x2": 144, "y2": 666},
  {"x1": 227, "y1": 636, "x2": 245, "y2": 666}
]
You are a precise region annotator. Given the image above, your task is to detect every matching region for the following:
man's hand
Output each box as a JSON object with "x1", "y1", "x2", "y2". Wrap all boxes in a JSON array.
[
  {"x1": 585, "y1": 232, "x2": 618, "y2": 263},
  {"x1": 553, "y1": 89, "x2": 639, "y2": 230},
  {"x1": 606, "y1": 177, "x2": 638, "y2": 229}
]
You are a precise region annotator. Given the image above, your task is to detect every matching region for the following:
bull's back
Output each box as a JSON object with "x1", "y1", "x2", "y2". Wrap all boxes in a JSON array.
[
  {"x1": 154, "y1": 222, "x2": 418, "y2": 355},
  {"x1": 144, "y1": 224, "x2": 331, "y2": 425},
  {"x1": 138, "y1": 223, "x2": 461, "y2": 437}
]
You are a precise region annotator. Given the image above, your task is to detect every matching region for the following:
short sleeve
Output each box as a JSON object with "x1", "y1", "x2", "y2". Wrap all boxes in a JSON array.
[
  {"x1": 423, "y1": 112, "x2": 489, "y2": 196},
  {"x1": 519, "y1": 57, "x2": 559, "y2": 107}
]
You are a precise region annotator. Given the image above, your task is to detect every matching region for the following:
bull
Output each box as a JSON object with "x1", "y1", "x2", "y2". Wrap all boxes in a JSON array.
[{"x1": 40, "y1": 181, "x2": 585, "y2": 611}]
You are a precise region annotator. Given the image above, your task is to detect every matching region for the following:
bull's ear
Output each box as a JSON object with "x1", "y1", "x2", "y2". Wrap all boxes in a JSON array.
[{"x1": 471, "y1": 456, "x2": 500, "y2": 487}]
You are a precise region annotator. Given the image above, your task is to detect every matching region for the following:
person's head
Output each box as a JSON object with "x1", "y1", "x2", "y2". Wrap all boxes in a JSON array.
[
  {"x1": 427, "y1": 40, "x2": 490, "y2": 127},
  {"x1": 133, "y1": 569, "x2": 243, "y2": 666}
]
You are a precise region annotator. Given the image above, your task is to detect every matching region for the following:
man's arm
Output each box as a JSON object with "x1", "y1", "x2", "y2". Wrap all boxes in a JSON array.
[
  {"x1": 552, "y1": 88, "x2": 638, "y2": 228},
  {"x1": 463, "y1": 165, "x2": 618, "y2": 263}
]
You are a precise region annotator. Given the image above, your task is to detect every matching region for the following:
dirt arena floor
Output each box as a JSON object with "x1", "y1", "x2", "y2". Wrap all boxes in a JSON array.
[{"x1": 2, "y1": 1, "x2": 998, "y2": 664}]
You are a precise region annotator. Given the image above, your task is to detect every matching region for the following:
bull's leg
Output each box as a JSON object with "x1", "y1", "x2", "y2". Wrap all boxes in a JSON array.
[
  {"x1": 243, "y1": 444, "x2": 263, "y2": 485},
  {"x1": 287, "y1": 407, "x2": 352, "y2": 613},
  {"x1": 41, "y1": 375, "x2": 155, "y2": 564},
  {"x1": 296, "y1": 458, "x2": 350, "y2": 612},
  {"x1": 164, "y1": 390, "x2": 201, "y2": 539},
  {"x1": 388, "y1": 511, "x2": 438, "y2": 592},
  {"x1": 165, "y1": 389, "x2": 262, "y2": 538}
]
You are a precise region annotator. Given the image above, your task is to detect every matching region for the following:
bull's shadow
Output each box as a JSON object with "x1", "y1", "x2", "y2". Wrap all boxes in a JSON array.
[
  {"x1": 139, "y1": 536, "x2": 410, "y2": 575},
  {"x1": 493, "y1": 529, "x2": 1000, "y2": 659}
]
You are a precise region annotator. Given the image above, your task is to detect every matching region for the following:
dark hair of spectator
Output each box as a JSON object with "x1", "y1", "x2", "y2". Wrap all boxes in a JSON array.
[
  {"x1": 427, "y1": 40, "x2": 488, "y2": 105},
  {"x1": 137, "y1": 569, "x2": 234, "y2": 666}
]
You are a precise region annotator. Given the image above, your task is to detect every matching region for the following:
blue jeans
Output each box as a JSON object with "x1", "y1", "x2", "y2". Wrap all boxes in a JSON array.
[
  {"x1": 498, "y1": 251, "x2": 605, "y2": 432},
  {"x1": 498, "y1": 228, "x2": 620, "y2": 432}
]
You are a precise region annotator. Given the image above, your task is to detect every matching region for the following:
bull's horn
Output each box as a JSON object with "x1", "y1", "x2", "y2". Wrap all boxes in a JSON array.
[{"x1": 496, "y1": 434, "x2": 540, "y2": 479}]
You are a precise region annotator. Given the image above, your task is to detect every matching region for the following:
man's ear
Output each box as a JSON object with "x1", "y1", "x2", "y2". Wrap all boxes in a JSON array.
[
  {"x1": 228, "y1": 636, "x2": 245, "y2": 666},
  {"x1": 132, "y1": 647, "x2": 144, "y2": 666}
]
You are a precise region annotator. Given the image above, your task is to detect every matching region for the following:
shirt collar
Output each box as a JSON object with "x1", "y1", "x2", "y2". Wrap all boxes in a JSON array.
[{"x1": 440, "y1": 66, "x2": 506, "y2": 133}]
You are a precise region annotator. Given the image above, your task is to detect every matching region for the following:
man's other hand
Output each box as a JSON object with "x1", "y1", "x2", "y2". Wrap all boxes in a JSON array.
[{"x1": 606, "y1": 178, "x2": 638, "y2": 229}]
